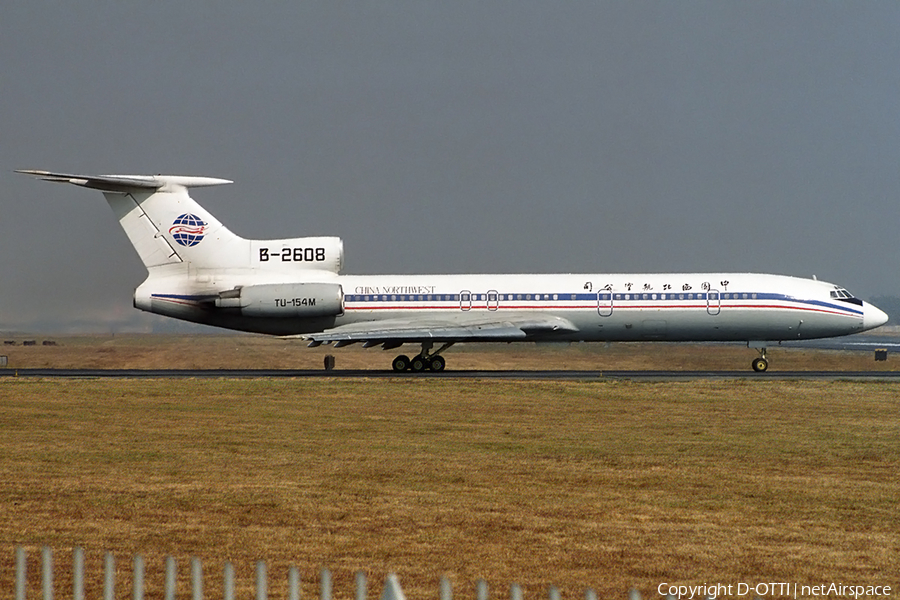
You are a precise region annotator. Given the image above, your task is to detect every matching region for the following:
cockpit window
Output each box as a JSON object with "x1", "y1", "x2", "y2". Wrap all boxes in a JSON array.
[{"x1": 832, "y1": 287, "x2": 863, "y2": 305}]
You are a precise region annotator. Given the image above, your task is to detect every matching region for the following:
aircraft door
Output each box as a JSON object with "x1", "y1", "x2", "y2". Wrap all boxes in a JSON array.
[
  {"x1": 487, "y1": 290, "x2": 499, "y2": 311},
  {"x1": 597, "y1": 290, "x2": 613, "y2": 317},
  {"x1": 460, "y1": 290, "x2": 472, "y2": 311},
  {"x1": 707, "y1": 290, "x2": 721, "y2": 315}
]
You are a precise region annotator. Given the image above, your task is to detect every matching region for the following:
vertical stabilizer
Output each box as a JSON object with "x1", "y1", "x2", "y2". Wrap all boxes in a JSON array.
[
  {"x1": 102, "y1": 187, "x2": 248, "y2": 270},
  {"x1": 16, "y1": 171, "x2": 247, "y2": 271}
]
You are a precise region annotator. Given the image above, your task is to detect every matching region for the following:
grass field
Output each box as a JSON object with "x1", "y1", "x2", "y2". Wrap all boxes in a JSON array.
[
  {"x1": 1, "y1": 372, "x2": 898, "y2": 598},
  {"x1": 1, "y1": 332, "x2": 898, "y2": 371}
]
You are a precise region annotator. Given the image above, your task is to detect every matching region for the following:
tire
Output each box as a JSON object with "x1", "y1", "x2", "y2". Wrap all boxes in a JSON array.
[
  {"x1": 411, "y1": 355, "x2": 429, "y2": 372},
  {"x1": 751, "y1": 357, "x2": 768, "y2": 372},
  {"x1": 392, "y1": 355, "x2": 411, "y2": 372},
  {"x1": 429, "y1": 355, "x2": 446, "y2": 372}
]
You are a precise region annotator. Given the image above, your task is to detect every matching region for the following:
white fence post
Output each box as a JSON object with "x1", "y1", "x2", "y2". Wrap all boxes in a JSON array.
[
  {"x1": 41, "y1": 546, "x2": 52, "y2": 600},
  {"x1": 548, "y1": 586, "x2": 560, "y2": 600},
  {"x1": 288, "y1": 566, "x2": 300, "y2": 600},
  {"x1": 356, "y1": 570, "x2": 367, "y2": 600},
  {"x1": 380, "y1": 574, "x2": 406, "y2": 600},
  {"x1": 165, "y1": 556, "x2": 177, "y2": 600},
  {"x1": 585, "y1": 589, "x2": 597, "y2": 600},
  {"x1": 321, "y1": 568, "x2": 332, "y2": 600},
  {"x1": 256, "y1": 560, "x2": 267, "y2": 600},
  {"x1": 223, "y1": 561, "x2": 235, "y2": 600},
  {"x1": 477, "y1": 579, "x2": 489, "y2": 600},
  {"x1": 191, "y1": 557, "x2": 203, "y2": 600},
  {"x1": 103, "y1": 552, "x2": 115, "y2": 600},
  {"x1": 16, "y1": 547, "x2": 26, "y2": 600},
  {"x1": 133, "y1": 555, "x2": 145, "y2": 600},
  {"x1": 511, "y1": 583, "x2": 523, "y2": 600},
  {"x1": 73, "y1": 547, "x2": 85, "y2": 600},
  {"x1": 440, "y1": 576, "x2": 452, "y2": 600}
]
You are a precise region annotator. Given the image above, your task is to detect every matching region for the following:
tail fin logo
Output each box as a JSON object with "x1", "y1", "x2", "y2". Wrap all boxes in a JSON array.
[{"x1": 169, "y1": 214, "x2": 208, "y2": 247}]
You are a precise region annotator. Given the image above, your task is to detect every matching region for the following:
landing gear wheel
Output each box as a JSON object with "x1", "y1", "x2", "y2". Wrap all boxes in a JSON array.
[
  {"x1": 752, "y1": 357, "x2": 769, "y2": 372},
  {"x1": 429, "y1": 355, "x2": 446, "y2": 372},
  {"x1": 411, "y1": 355, "x2": 430, "y2": 372},
  {"x1": 392, "y1": 355, "x2": 411, "y2": 372}
]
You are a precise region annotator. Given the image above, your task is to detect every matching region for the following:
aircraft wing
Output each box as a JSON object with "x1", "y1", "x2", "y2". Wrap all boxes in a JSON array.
[{"x1": 302, "y1": 312, "x2": 579, "y2": 347}]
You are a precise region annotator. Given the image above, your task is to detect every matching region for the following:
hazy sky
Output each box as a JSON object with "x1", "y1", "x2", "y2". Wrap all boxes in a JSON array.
[{"x1": 3, "y1": 2, "x2": 900, "y2": 330}]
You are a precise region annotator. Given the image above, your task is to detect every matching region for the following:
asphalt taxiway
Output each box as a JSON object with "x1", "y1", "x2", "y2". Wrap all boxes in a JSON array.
[{"x1": 1, "y1": 368, "x2": 898, "y2": 381}]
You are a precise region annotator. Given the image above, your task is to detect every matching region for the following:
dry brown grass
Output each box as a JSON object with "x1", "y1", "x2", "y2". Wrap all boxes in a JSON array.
[
  {"x1": 1, "y1": 333, "x2": 898, "y2": 371},
  {"x1": 1, "y1": 375, "x2": 898, "y2": 599}
]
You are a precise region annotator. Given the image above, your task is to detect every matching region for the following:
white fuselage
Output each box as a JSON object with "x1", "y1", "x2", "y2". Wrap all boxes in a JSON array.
[{"x1": 136, "y1": 270, "x2": 883, "y2": 342}]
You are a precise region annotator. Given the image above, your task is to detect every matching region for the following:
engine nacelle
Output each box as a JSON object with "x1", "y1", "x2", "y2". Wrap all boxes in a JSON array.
[{"x1": 216, "y1": 282, "x2": 343, "y2": 318}]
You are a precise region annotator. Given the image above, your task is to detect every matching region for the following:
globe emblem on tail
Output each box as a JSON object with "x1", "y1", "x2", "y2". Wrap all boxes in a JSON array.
[{"x1": 169, "y1": 214, "x2": 208, "y2": 247}]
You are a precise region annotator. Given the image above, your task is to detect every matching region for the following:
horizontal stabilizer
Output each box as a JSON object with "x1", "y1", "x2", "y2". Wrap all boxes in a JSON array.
[{"x1": 16, "y1": 170, "x2": 232, "y2": 192}]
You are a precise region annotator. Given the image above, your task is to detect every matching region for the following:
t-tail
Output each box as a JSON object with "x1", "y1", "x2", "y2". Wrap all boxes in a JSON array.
[
  {"x1": 16, "y1": 170, "x2": 346, "y2": 332},
  {"x1": 16, "y1": 170, "x2": 343, "y2": 272}
]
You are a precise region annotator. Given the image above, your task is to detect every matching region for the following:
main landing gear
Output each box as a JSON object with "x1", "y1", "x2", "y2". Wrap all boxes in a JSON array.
[{"x1": 392, "y1": 342, "x2": 454, "y2": 373}]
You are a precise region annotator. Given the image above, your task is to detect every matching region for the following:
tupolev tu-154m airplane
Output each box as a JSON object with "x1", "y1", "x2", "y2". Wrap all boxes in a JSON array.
[{"x1": 18, "y1": 170, "x2": 889, "y2": 372}]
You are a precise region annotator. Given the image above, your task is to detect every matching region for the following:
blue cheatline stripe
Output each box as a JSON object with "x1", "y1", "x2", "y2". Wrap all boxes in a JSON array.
[
  {"x1": 149, "y1": 291, "x2": 864, "y2": 318},
  {"x1": 341, "y1": 291, "x2": 863, "y2": 317}
]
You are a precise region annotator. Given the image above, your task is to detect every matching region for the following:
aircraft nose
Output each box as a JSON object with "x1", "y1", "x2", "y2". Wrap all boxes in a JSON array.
[{"x1": 863, "y1": 302, "x2": 889, "y2": 330}]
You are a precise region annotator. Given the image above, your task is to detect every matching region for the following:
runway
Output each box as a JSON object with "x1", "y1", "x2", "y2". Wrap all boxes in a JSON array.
[{"x1": 2, "y1": 368, "x2": 899, "y2": 380}]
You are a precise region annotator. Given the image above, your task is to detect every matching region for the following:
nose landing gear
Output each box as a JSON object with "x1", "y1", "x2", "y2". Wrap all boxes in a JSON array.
[{"x1": 751, "y1": 346, "x2": 769, "y2": 372}]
